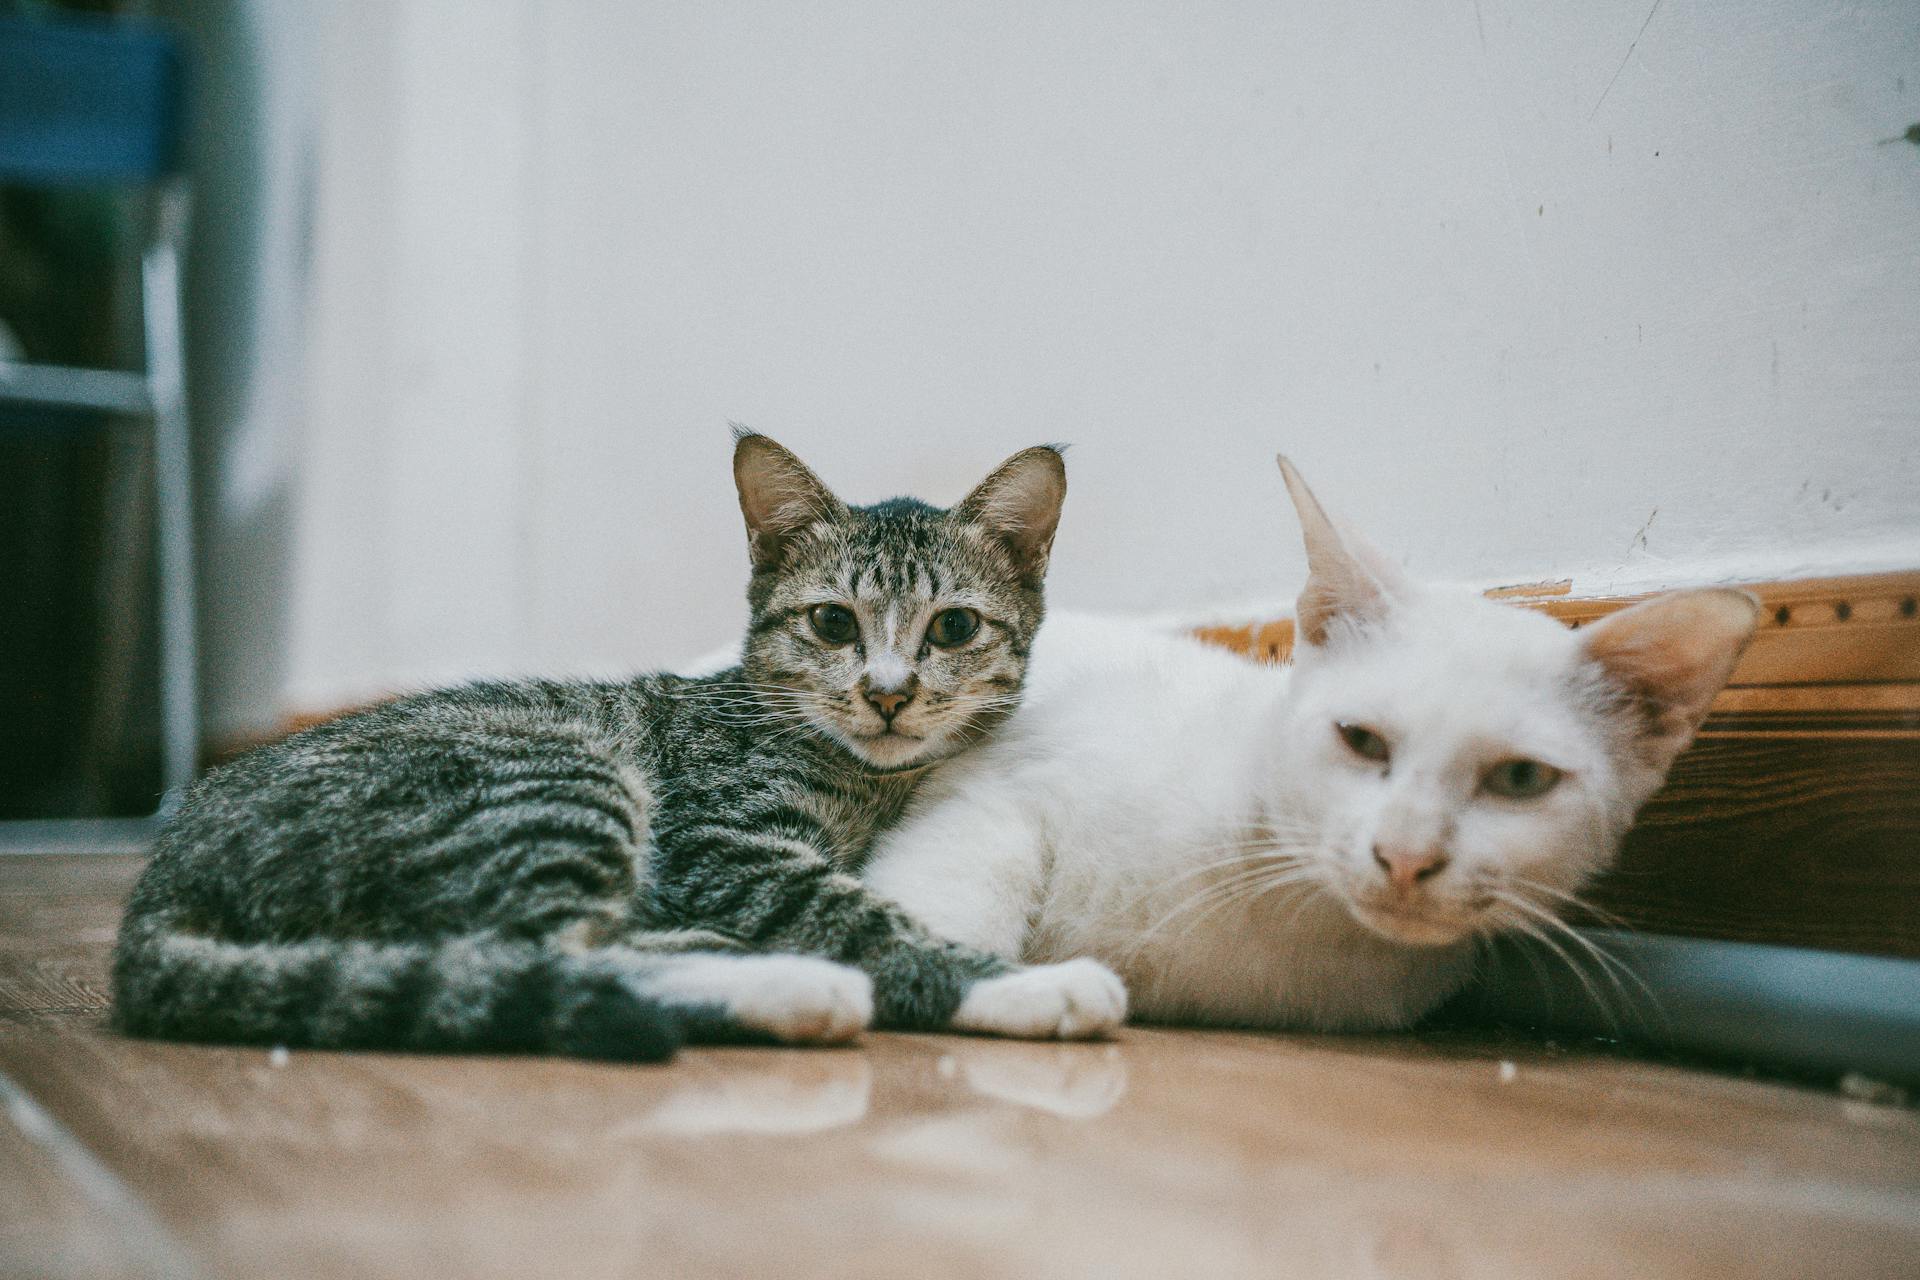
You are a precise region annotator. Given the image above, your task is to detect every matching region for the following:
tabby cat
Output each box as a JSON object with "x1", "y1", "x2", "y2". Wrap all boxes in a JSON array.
[{"x1": 113, "y1": 433, "x2": 1125, "y2": 1062}]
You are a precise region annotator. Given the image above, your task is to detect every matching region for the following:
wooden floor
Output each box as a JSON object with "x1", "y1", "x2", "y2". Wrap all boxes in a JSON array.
[{"x1": 3, "y1": 857, "x2": 1917, "y2": 1280}]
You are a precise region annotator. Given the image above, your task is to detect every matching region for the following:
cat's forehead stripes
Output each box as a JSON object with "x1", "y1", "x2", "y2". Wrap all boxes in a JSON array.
[
  {"x1": 853, "y1": 559, "x2": 937, "y2": 601},
  {"x1": 781, "y1": 501, "x2": 1004, "y2": 614}
]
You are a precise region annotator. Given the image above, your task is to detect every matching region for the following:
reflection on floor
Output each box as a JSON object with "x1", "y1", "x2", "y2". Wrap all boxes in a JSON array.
[{"x1": 3, "y1": 855, "x2": 1917, "y2": 1280}]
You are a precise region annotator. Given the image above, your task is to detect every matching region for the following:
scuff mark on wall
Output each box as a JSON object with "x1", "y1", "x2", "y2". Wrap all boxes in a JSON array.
[
  {"x1": 1630, "y1": 508, "x2": 1660, "y2": 554},
  {"x1": 1590, "y1": 0, "x2": 1667, "y2": 120}
]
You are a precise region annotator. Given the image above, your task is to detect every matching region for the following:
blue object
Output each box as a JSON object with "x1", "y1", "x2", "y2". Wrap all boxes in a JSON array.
[
  {"x1": 0, "y1": 11, "x2": 199, "y2": 839},
  {"x1": 0, "y1": 13, "x2": 188, "y2": 183}
]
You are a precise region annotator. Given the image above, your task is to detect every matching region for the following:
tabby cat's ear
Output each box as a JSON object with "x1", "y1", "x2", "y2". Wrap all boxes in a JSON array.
[
  {"x1": 1277, "y1": 455, "x2": 1406, "y2": 647},
  {"x1": 1579, "y1": 588, "x2": 1760, "y2": 772},
  {"x1": 954, "y1": 445, "x2": 1068, "y2": 587},
  {"x1": 733, "y1": 430, "x2": 850, "y2": 571}
]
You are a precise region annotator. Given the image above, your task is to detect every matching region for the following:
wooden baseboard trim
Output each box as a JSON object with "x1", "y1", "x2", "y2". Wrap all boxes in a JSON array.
[
  {"x1": 1194, "y1": 569, "x2": 1920, "y2": 730},
  {"x1": 1193, "y1": 569, "x2": 1920, "y2": 960}
]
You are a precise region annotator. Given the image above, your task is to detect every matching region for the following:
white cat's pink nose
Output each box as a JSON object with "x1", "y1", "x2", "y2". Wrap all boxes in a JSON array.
[{"x1": 1373, "y1": 843, "x2": 1450, "y2": 891}]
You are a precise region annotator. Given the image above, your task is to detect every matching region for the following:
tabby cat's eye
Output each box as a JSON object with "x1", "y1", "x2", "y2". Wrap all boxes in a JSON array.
[
  {"x1": 1482, "y1": 758, "x2": 1563, "y2": 799},
  {"x1": 807, "y1": 603, "x2": 859, "y2": 645},
  {"x1": 1336, "y1": 722, "x2": 1390, "y2": 764},
  {"x1": 926, "y1": 607, "x2": 981, "y2": 648}
]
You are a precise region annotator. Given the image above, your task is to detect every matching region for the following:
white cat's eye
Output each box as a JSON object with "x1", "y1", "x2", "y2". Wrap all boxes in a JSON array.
[
  {"x1": 1335, "y1": 722, "x2": 1390, "y2": 765},
  {"x1": 1482, "y1": 758, "x2": 1563, "y2": 799},
  {"x1": 807, "y1": 603, "x2": 859, "y2": 646},
  {"x1": 925, "y1": 607, "x2": 981, "y2": 648}
]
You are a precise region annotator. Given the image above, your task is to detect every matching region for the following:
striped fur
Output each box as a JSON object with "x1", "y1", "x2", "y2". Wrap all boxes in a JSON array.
[{"x1": 112, "y1": 434, "x2": 1066, "y2": 1058}]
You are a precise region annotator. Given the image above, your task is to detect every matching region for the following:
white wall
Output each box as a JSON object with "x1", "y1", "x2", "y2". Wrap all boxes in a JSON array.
[
  {"x1": 279, "y1": 0, "x2": 1920, "y2": 718},
  {"x1": 158, "y1": 0, "x2": 317, "y2": 740}
]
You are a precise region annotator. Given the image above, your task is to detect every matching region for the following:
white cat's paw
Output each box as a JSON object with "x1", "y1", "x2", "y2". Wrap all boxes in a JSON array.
[
  {"x1": 950, "y1": 959, "x2": 1128, "y2": 1040},
  {"x1": 645, "y1": 954, "x2": 874, "y2": 1045}
]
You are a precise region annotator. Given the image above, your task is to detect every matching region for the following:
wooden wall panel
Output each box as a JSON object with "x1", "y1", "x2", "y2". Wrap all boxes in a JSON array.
[{"x1": 1600, "y1": 737, "x2": 1918, "y2": 956}]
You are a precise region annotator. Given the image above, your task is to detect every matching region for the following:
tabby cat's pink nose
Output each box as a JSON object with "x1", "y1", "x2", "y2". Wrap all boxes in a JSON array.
[
  {"x1": 1373, "y1": 844, "x2": 1450, "y2": 891},
  {"x1": 865, "y1": 688, "x2": 913, "y2": 720}
]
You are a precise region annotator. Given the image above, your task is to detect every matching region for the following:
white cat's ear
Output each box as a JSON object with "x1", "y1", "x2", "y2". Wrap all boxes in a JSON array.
[
  {"x1": 1579, "y1": 588, "x2": 1760, "y2": 771},
  {"x1": 955, "y1": 445, "x2": 1068, "y2": 586},
  {"x1": 733, "y1": 429, "x2": 850, "y2": 571},
  {"x1": 1277, "y1": 455, "x2": 1406, "y2": 647}
]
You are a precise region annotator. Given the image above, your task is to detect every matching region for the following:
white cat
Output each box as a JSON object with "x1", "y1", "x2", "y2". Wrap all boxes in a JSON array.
[{"x1": 864, "y1": 459, "x2": 1759, "y2": 1031}]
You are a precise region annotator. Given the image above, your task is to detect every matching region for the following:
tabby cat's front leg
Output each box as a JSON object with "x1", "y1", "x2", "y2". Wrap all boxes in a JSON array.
[{"x1": 655, "y1": 825, "x2": 1124, "y2": 1039}]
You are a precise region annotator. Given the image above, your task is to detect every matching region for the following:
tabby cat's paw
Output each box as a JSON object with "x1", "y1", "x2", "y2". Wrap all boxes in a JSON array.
[
  {"x1": 950, "y1": 959, "x2": 1128, "y2": 1040},
  {"x1": 728, "y1": 955, "x2": 874, "y2": 1045},
  {"x1": 645, "y1": 954, "x2": 873, "y2": 1045}
]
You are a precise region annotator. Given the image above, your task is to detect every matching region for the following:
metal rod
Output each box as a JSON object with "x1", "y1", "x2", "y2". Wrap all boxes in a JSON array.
[
  {"x1": 143, "y1": 180, "x2": 200, "y2": 816},
  {"x1": 0, "y1": 362, "x2": 152, "y2": 415},
  {"x1": 1454, "y1": 929, "x2": 1920, "y2": 1088}
]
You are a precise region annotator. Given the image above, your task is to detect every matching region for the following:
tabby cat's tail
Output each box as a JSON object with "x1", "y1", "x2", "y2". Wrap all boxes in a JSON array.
[{"x1": 110, "y1": 920, "x2": 681, "y2": 1062}]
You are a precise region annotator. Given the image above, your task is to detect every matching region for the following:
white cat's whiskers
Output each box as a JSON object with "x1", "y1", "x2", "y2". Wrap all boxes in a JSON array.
[
  {"x1": 1489, "y1": 889, "x2": 1659, "y2": 1032},
  {"x1": 1508, "y1": 888, "x2": 1661, "y2": 1019},
  {"x1": 1150, "y1": 837, "x2": 1310, "y2": 891},
  {"x1": 1193, "y1": 865, "x2": 1324, "y2": 922},
  {"x1": 1507, "y1": 790, "x2": 1665, "y2": 1019},
  {"x1": 1140, "y1": 819, "x2": 1333, "y2": 937},
  {"x1": 1505, "y1": 874, "x2": 1631, "y2": 934},
  {"x1": 1488, "y1": 903, "x2": 1620, "y2": 1029},
  {"x1": 1135, "y1": 850, "x2": 1324, "y2": 951}
]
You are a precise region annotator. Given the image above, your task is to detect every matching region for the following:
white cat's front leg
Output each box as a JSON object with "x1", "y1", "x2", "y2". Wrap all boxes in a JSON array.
[
  {"x1": 866, "y1": 786, "x2": 1127, "y2": 1039},
  {"x1": 864, "y1": 787, "x2": 1044, "y2": 959}
]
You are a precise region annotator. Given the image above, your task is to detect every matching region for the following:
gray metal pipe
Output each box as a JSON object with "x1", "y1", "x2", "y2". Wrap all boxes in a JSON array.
[{"x1": 1450, "y1": 930, "x2": 1920, "y2": 1090}]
